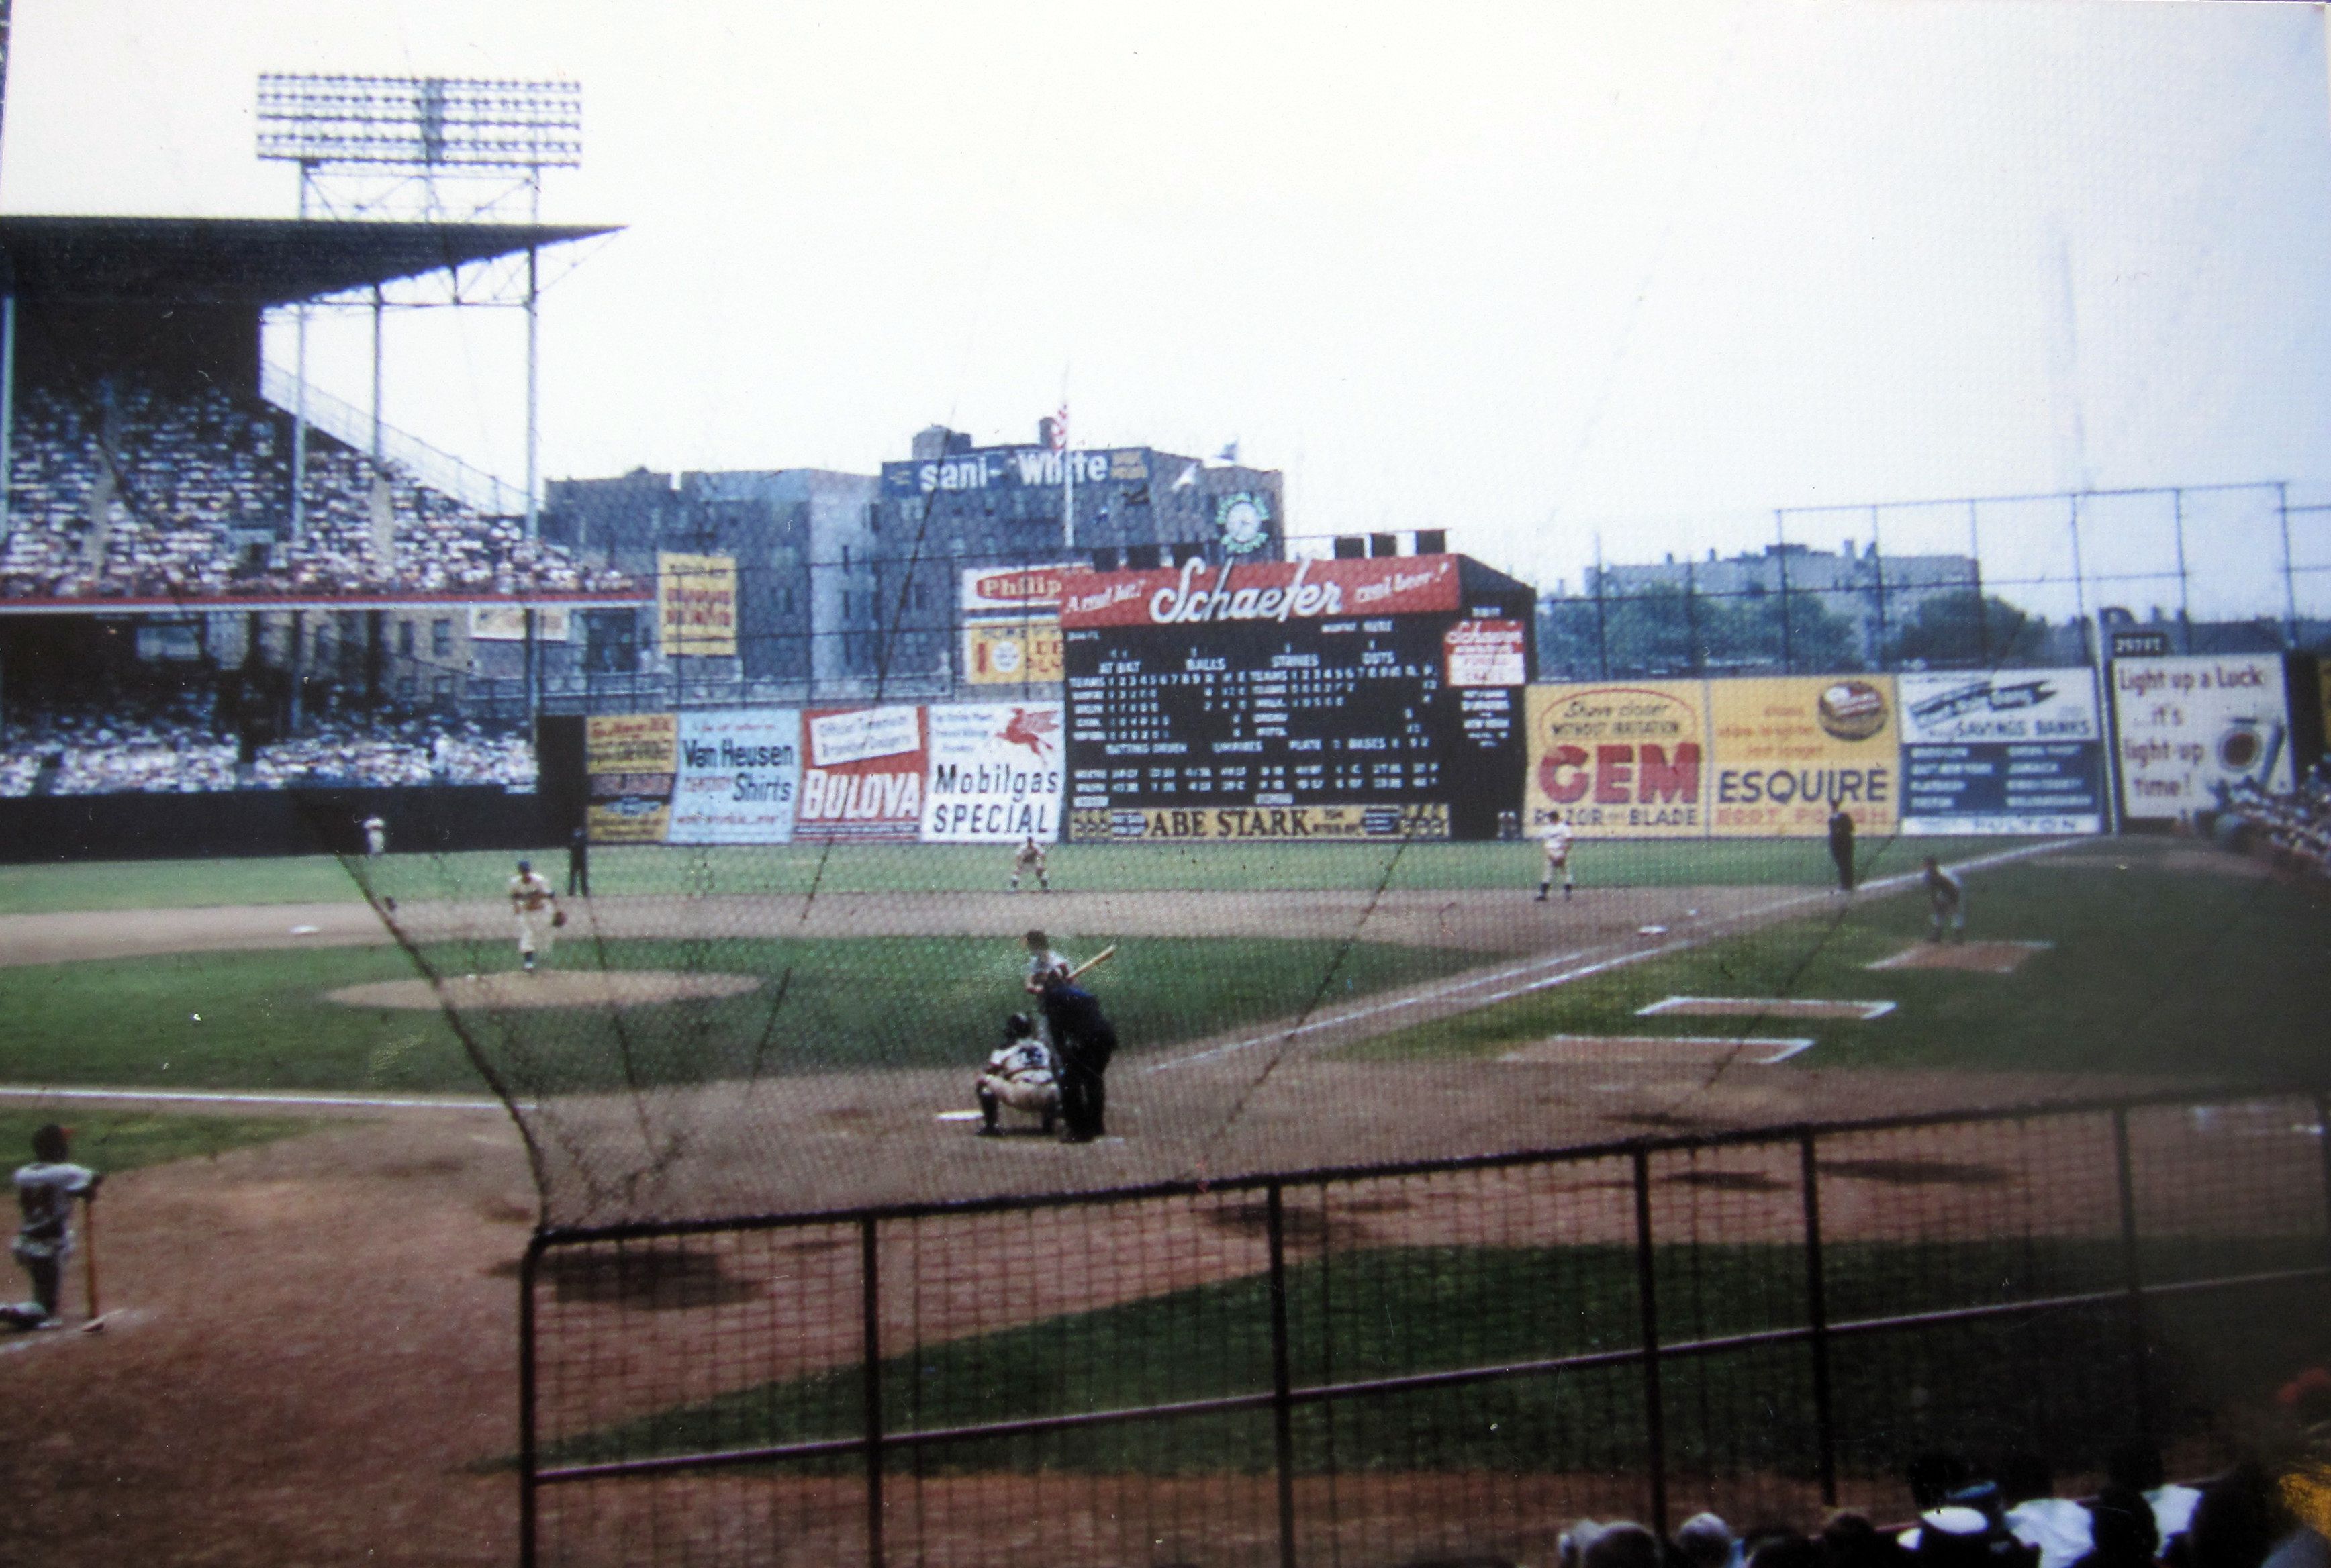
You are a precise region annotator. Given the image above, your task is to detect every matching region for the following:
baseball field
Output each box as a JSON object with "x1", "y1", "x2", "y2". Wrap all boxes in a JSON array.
[{"x1": 3, "y1": 830, "x2": 2328, "y2": 1564}]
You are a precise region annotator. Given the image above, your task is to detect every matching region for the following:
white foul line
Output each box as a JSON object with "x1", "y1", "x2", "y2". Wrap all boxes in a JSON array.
[
  {"x1": 0, "y1": 1085, "x2": 510, "y2": 1112},
  {"x1": 1145, "y1": 837, "x2": 2079, "y2": 1073}
]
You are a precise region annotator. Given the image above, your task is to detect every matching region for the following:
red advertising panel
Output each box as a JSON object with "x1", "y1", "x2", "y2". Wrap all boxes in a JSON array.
[
  {"x1": 795, "y1": 705, "x2": 928, "y2": 841},
  {"x1": 1060, "y1": 554, "x2": 1462, "y2": 630}
]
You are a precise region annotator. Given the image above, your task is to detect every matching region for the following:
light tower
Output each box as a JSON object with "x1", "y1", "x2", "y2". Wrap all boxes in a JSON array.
[{"x1": 256, "y1": 75, "x2": 584, "y2": 541}]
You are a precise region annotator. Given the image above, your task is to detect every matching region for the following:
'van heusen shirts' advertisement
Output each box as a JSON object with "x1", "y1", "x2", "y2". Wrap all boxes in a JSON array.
[
  {"x1": 1897, "y1": 670, "x2": 2105, "y2": 834},
  {"x1": 796, "y1": 705, "x2": 927, "y2": 840},
  {"x1": 1707, "y1": 676, "x2": 1900, "y2": 837},
  {"x1": 665, "y1": 709, "x2": 802, "y2": 844},
  {"x1": 585, "y1": 713, "x2": 677, "y2": 843}
]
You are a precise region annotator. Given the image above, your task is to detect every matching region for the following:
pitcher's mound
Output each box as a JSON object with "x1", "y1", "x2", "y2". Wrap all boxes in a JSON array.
[
  {"x1": 1866, "y1": 941, "x2": 2050, "y2": 974},
  {"x1": 326, "y1": 971, "x2": 761, "y2": 1010}
]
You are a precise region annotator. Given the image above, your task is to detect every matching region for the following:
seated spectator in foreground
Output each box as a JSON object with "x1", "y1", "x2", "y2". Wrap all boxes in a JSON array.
[
  {"x1": 1675, "y1": 1513, "x2": 1738, "y2": 1568},
  {"x1": 1823, "y1": 1510, "x2": 1912, "y2": 1568},
  {"x1": 1562, "y1": 1522, "x2": 1661, "y2": 1568},
  {"x1": 2076, "y1": 1487, "x2": 2161, "y2": 1568},
  {"x1": 2002, "y1": 1452, "x2": 2099, "y2": 1568},
  {"x1": 2111, "y1": 1441, "x2": 2205, "y2": 1550},
  {"x1": 2179, "y1": 1462, "x2": 2294, "y2": 1568},
  {"x1": 1750, "y1": 1531, "x2": 1825, "y2": 1568}
]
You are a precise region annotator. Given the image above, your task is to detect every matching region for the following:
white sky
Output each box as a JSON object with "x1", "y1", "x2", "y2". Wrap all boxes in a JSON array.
[{"x1": 5, "y1": 0, "x2": 2330, "y2": 611}]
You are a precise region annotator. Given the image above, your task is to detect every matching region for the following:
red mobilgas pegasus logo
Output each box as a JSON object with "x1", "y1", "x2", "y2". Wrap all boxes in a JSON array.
[{"x1": 998, "y1": 707, "x2": 1060, "y2": 759}]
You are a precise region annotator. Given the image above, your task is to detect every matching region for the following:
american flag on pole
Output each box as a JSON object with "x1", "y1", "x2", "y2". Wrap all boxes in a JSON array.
[{"x1": 1049, "y1": 405, "x2": 1069, "y2": 450}]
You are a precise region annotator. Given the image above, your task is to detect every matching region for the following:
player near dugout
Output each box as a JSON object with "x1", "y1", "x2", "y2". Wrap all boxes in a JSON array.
[
  {"x1": 510, "y1": 858, "x2": 565, "y2": 973},
  {"x1": 4, "y1": 1123, "x2": 100, "y2": 1331}
]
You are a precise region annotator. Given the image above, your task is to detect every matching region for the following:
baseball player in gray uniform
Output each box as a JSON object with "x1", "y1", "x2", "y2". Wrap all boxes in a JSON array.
[{"x1": 4, "y1": 1124, "x2": 99, "y2": 1330}]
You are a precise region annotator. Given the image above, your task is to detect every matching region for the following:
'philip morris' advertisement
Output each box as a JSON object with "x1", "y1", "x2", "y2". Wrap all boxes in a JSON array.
[
  {"x1": 1707, "y1": 676, "x2": 1900, "y2": 837},
  {"x1": 665, "y1": 709, "x2": 801, "y2": 844},
  {"x1": 922, "y1": 703, "x2": 1064, "y2": 842},
  {"x1": 585, "y1": 712, "x2": 677, "y2": 844},
  {"x1": 1898, "y1": 670, "x2": 2105, "y2": 834},
  {"x1": 2112, "y1": 654, "x2": 2294, "y2": 821},
  {"x1": 796, "y1": 705, "x2": 927, "y2": 840},
  {"x1": 1525, "y1": 683, "x2": 1709, "y2": 838}
]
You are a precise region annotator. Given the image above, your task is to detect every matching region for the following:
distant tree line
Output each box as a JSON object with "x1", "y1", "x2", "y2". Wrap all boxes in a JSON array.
[{"x1": 1536, "y1": 585, "x2": 2048, "y2": 679}]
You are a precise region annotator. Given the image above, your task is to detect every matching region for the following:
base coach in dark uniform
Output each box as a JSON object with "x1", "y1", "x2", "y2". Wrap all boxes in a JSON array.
[{"x1": 1038, "y1": 971, "x2": 1118, "y2": 1142}]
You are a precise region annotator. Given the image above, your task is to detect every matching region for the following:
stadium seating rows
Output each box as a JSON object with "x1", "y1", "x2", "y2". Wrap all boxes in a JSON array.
[
  {"x1": 0, "y1": 379, "x2": 627, "y2": 600},
  {"x1": 1, "y1": 691, "x2": 534, "y2": 795}
]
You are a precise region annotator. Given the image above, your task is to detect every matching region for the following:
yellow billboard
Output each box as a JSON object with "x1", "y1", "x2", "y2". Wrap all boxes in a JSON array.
[
  {"x1": 585, "y1": 713, "x2": 676, "y2": 843},
  {"x1": 963, "y1": 618, "x2": 1064, "y2": 684},
  {"x1": 1068, "y1": 803, "x2": 1449, "y2": 842},
  {"x1": 1707, "y1": 675, "x2": 1899, "y2": 837},
  {"x1": 656, "y1": 552, "x2": 737, "y2": 658},
  {"x1": 1524, "y1": 682, "x2": 1709, "y2": 838}
]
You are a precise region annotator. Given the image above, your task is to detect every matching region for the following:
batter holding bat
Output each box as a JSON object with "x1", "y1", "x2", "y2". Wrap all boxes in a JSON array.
[{"x1": 510, "y1": 857, "x2": 564, "y2": 973}]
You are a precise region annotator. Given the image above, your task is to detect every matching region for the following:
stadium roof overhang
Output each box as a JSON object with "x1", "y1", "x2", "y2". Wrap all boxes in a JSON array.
[
  {"x1": 0, "y1": 216, "x2": 621, "y2": 307},
  {"x1": 0, "y1": 589, "x2": 650, "y2": 617}
]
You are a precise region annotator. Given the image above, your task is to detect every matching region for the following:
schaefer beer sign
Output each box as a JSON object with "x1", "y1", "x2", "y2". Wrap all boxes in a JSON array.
[{"x1": 1060, "y1": 555, "x2": 1460, "y2": 629}]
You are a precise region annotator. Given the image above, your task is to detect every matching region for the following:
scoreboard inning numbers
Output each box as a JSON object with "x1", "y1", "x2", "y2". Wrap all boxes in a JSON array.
[{"x1": 1061, "y1": 554, "x2": 1532, "y2": 842}]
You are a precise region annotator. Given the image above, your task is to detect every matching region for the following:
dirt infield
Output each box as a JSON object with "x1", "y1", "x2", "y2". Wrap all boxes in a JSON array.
[{"x1": 326, "y1": 970, "x2": 765, "y2": 1010}]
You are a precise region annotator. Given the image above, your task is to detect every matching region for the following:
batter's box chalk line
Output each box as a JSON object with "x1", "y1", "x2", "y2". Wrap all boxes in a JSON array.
[
  {"x1": 1501, "y1": 1035, "x2": 1815, "y2": 1066},
  {"x1": 1864, "y1": 940, "x2": 2053, "y2": 973},
  {"x1": 1637, "y1": 996, "x2": 1896, "y2": 1020}
]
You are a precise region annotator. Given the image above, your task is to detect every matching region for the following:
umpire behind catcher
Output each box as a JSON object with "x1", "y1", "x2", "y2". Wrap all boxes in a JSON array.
[{"x1": 1037, "y1": 969, "x2": 1119, "y2": 1143}]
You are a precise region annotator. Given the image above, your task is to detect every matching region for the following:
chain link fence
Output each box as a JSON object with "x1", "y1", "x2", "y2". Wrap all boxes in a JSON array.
[{"x1": 518, "y1": 1086, "x2": 2331, "y2": 1568}]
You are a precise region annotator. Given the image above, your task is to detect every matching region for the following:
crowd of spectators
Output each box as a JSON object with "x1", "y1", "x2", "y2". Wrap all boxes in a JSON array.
[
  {"x1": 1, "y1": 691, "x2": 536, "y2": 795},
  {"x1": 0, "y1": 379, "x2": 630, "y2": 602},
  {"x1": 1519, "y1": 1369, "x2": 2331, "y2": 1568},
  {"x1": 2217, "y1": 758, "x2": 2331, "y2": 879}
]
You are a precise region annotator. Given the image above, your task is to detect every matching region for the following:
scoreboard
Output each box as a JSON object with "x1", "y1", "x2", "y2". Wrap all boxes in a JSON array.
[{"x1": 1062, "y1": 554, "x2": 1533, "y2": 841}]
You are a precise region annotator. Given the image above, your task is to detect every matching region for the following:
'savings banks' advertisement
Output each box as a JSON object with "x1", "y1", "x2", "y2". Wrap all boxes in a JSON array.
[
  {"x1": 924, "y1": 703, "x2": 1065, "y2": 842},
  {"x1": 666, "y1": 709, "x2": 802, "y2": 844},
  {"x1": 1897, "y1": 670, "x2": 2105, "y2": 834}
]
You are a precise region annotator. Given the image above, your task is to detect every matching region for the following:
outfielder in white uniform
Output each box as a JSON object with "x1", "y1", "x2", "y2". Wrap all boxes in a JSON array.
[
  {"x1": 1537, "y1": 813, "x2": 1575, "y2": 903},
  {"x1": 1008, "y1": 836, "x2": 1050, "y2": 893},
  {"x1": 509, "y1": 859, "x2": 561, "y2": 973}
]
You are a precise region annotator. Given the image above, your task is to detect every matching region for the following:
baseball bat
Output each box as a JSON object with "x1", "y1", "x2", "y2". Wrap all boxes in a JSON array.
[
  {"x1": 1066, "y1": 944, "x2": 1118, "y2": 982},
  {"x1": 79, "y1": 1195, "x2": 106, "y2": 1333}
]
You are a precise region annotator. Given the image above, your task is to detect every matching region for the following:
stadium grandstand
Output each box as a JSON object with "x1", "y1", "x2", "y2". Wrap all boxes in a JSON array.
[{"x1": 0, "y1": 216, "x2": 639, "y2": 798}]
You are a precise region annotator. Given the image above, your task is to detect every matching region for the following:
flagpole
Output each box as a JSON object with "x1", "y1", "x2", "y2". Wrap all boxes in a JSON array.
[{"x1": 1062, "y1": 405, "x2": 1076, "y2": 552}]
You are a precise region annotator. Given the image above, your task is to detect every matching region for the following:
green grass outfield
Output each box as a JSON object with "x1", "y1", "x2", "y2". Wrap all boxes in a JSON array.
[
  {"x1": 1347, "y1": 851, "x2": 2331, "y2": 1083},
  {"x1": 0, "y1": 835, "x2": 2024, "y2": 914},
  {"x1": 542, "y1": 1234, "x2": 2321, "y2": 1479},
  {"x1": 0, "y1": 1108, "x2": 320, "y2": 1172},
  {"x1": 0, "y1": 936, "x2": 1487, "y2": 1096}
]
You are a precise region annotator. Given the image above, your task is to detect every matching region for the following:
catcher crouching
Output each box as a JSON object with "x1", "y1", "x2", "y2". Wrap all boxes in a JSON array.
[{"x1": 975, "y1": 1014, "x2": 1059, "y2": 1136}]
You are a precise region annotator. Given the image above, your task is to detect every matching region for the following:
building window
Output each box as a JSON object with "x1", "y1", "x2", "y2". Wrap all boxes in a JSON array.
[
  {"x1": 397, "y1": 620, "x2": 415, "y2": 657},
  {"x1": 910, "y1": 583, "x2": 929, "y2": 611},
  {"x1": 431, "y1": 618, "x2": 453, "y2": 658}
]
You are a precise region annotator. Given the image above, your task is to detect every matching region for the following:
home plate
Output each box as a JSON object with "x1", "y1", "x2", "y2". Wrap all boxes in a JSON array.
[
  {"x1": 1638, "y1": 996, "x2": 1895, "y2": 1020},
  {"x1": 1502, "y1": 1036, "x2": 1814, "y2": 1067},
  {"x1": 1866, "y1": 941, "x2": 2052, "y2": 974}
]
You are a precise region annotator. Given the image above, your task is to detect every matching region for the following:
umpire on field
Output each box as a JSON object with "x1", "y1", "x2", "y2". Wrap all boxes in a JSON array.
[{"x1": 1037, "y1": 969, "x2": 1119, "y2": 1143}]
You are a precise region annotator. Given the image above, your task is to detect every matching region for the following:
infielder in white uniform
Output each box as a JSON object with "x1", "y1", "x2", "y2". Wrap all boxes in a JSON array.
[
  {"x1": 509, "y1": 858, "x2": 563, "y2": 973},
  {"x1": 1537, "y1": 812, "x2": 1575, "y2": 902},
  {"x1": 1008, "y1": 836, "x2": 1050, "y2": 893}
]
